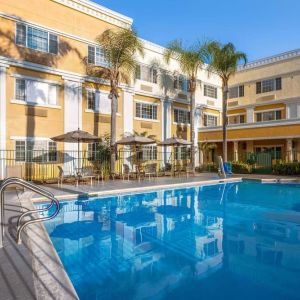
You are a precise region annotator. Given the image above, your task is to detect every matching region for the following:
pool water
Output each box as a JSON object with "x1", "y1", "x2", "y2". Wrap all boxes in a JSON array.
[{"x1": 39, "y1": 180, "x2": 300, "y2": 300}]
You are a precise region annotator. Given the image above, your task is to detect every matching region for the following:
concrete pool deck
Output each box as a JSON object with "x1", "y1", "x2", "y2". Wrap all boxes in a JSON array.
[{"x1": 1, "y1": 172, "x2": 299, "y2": 299}]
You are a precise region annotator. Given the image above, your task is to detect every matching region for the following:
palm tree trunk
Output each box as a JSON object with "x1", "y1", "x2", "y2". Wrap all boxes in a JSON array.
[
  {"x1": 222, "y1": 83, "x2": 228, "y2": 162},
  {"x1": 110, "y1": 90, "x2": 118, "y2": 175},
  {"x1": 190, "y1": 89, "x2": 196, "y2": 172}
]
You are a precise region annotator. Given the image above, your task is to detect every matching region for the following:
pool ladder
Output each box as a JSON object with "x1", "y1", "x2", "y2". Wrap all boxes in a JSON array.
[
  {"x1": 0, "y1": 177, "x2": 60, "y2": 248},
  {"x1": 218, "y1": 156, "x2": 227, "y2": 178}
]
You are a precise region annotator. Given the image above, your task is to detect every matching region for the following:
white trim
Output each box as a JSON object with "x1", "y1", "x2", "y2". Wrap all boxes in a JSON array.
[
  {"x1": 254, "y1": 107, "x2": 284, "y2": 113},
  {"x1": 203, "y1": 111, "x2": 220, "y2": 117},
  {"x1": 199, "y1": 135, "x2": 300, "y2": 142},
  {"x1": 134, "y1": 99, "x2": 160, "y2": 106},
  {"x1": 134, "y1": 117, "x2": 159, "y2": 123},
  {"x1": 173, "y1": 106, "x2": 189, "y2": 112},
  {"x1": 199, "y1": 118, "x2": 300, "y2": 132},
  {"x1": 10, "y1": 99, "x2": 61, "y2": 109},
  {"x1": 227, "y1": 112, "x2": 246, "y2": 117},
  {"x1": 173, "y1": 122, "x2": 190, "y2": 126},
  {"x1": 51, "y1": 0, "x2": 132, "y2": 27},
  {"x1": 238, "y1": 48, "x2": 300, "y2": 72},
  {"x1": 84, "y1": 109, "x2": 121, "y2": 116},
  {"x1": 10, "y1": 136, "x2": 52, "y2": 141},
  {"x1": 11, "y1": 73, "x2": 61, "y2": 85}
]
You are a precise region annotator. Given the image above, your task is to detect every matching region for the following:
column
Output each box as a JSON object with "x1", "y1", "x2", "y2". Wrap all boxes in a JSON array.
[
  {"x1": 161, "y1": 97, "x2": 172, "y2": 166},
  {"x1": 63, "y1": 77, "x2": 83, "y2": 175},
  {"x1": 0, "y1": 65, "x2": 7, "y2": 179},
  {"x1": 194, "y1": 108, "x2": 201, "y2": 166},
  {"x1": 233, "y1": 141, "x2": 239, "y2": 161},
  {"x1": 199, "y1": 143, "x2": 204, "y2": 165},
  {"x1": 286, "y1": 139, "x2": 293, "y2": 162},
  {"x1": 246, "y1": 106, "x2": 254, "y2": 123},
  {"x1": 123, "y1": 87, "x2": 134, "y2": 169}
]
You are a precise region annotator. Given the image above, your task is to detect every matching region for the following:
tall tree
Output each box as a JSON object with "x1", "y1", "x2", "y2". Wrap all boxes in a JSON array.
[
  {"x1": 87, "y1": 28, "x2": 144, "y2": 174},
  {"x1": 206, "y1": 42, "x2": 247, "y2": 162},
  {"x1": 164, "y1": 40, "x2": 207, "y2": 171}
]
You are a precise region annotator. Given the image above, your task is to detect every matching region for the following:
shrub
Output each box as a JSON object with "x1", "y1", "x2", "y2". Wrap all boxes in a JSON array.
[
  {"x1": 231, "y1": 161, "x2": 252, "y2": 174},
  {"x1": 199, "y1": 163, "x2": 218, "y2": 172},
  {"x1": 273, "y1": 162, "x2": 300, "y2": 175}
]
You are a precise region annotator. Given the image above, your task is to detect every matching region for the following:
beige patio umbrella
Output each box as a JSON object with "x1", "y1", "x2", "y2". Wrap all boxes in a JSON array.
[
  {"x1": 51, "y1": 129, "x2": 101, "y2": 169},
  {"x1": 116, "y1": 135, "x2": 156, "y2": 170},
  {"x1": 158, "y1": 136, "x2": 192, "y2": 170}
]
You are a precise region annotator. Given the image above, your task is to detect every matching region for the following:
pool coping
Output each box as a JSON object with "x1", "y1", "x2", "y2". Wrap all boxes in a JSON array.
[
  {"x1": 20, "y1": 194, "x2": 79, "y2": 300},
  {"x1": 32, "y1": 177, "x2": 243, "y2": 202}
]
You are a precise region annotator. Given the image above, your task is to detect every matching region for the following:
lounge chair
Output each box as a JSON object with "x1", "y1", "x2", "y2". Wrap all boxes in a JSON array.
[
  {"x1": 57, "y1": 166, "x2": 64, "y2": 186},
  {"x1": 144, "y1": 163, "x2": 158, "y2": 180}
]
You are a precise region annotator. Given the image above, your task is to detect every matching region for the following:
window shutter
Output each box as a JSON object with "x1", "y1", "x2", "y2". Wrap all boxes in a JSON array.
[
  {"x1": 16, "y1": 23, "x2": 26, "y2": 46},
  {"x1": 88, "y1": 46, "x2": 95, "y2": 64},
  {"x1": 256, "y1": 113, "x2": 262, "y2": 122},
  {"x1": 95, "y1": 91, "x2": 100, "y2": 112},
  {"x1": 276, "y1": 110, "x2": 281, "y2": 120},
  {"x1": 256, "y1": 82, "x2": 261, "y2": 94},
  {"x1": 174, "y1": 109, "x2": 178, "y2": 122},
  {"x1": 49, "y1": 34, "x2": 58, "y2": 54},
  {"x1": 275, "y1": 77, "x2": 282, "y2": 90},
  {"x1": 239, "y1": 85, "x2": 244, "y2": 97},
  {"x1": 135, "y1": 65, "x2": 141, "y2": 80}
]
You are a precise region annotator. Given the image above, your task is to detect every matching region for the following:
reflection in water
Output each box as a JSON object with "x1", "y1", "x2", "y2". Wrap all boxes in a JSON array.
[{"x1": 39, "y1": 181, "x2": 300, "y2": 300}]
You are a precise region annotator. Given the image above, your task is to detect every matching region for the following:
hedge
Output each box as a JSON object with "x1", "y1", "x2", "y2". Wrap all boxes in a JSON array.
[
  {"x1": 273, "y1": 162, "x2": 300, "y2": 175},
  {"x1": 231, "y1": 161, "x2": 252, "y2": 174}
]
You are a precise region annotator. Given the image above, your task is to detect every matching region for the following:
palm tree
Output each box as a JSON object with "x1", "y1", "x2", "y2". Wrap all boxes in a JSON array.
[
  {"x1": 86, "y1": 28, "x2": 144, "y2": 174},
  {"x1": 206, "y1": 42, "x2": 247, "y2": 162},
  {"x1": 164, "y1": 40, "x2": 207, "y2": 172}
]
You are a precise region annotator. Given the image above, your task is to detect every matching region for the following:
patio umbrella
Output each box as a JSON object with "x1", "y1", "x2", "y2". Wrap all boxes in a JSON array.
[
  {"x1": 116, "y1": 135, "x2": 156, "y2": 171},
  {"x1": 116, "y1": 135, "x2": 156, "y2": 145},
  {"x1": 157, "y1": 136, "x2": 192, "y2": 146},
  {"x1": 158, "y1": 136, "x2": 192, "y2": 170},
  {"x1": 51, "y1": 129, "x2": 101, "y2": 169}
]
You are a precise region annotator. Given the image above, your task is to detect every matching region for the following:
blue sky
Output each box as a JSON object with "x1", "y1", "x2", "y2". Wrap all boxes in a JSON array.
[{"x1": 95, "y1": 0, "x2": 300, "y2": 61}]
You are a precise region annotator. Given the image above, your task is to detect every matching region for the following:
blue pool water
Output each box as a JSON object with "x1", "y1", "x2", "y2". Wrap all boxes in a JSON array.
[{"x1": 39, "y1": 180, "x2": 300, "y2": 300}]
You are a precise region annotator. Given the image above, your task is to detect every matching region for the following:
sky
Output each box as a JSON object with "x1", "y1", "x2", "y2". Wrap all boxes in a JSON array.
[{"x1": 94, "y1": 0, "x2": 300, "y2": 62}]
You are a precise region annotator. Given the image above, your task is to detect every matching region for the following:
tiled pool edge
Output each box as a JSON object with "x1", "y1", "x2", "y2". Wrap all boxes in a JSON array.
[
  {"x1": 32, "y1": 177, "x2": 243, "y2": 202},
  {"x1": 21, "y1": 194, "x2": 79, "y2": 300}
]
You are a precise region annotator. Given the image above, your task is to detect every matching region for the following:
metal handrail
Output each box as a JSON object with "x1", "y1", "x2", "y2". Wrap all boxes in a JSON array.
[{"x1": 0, "y1": 177, "x2": 60, "y2": 248}]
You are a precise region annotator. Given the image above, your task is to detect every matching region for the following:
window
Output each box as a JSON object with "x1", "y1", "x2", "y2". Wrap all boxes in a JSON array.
[
  {"x1": 174, "y1": 75, "x2": 187, "y2": 91},
  {"x1": 136, "y1": 102, "x2": 157, "y2": 120},
  {"x1": 87, "y1": 90, "x2": 96, "y2": 111},
  {"x1": 174, "y1": 146, "x2": 191, "y2": 160},
  {"x1": 15, "y1": 140, "x2": 57, "y2": 162},
  {"x1": 256, "y1": 110, "x2": 282, "y2": 122},
  {"x1": 204, "y1": 84, "x2": 217, "y2": 99},
  {"x1": 16, "y1": 23, "x2": 58, "y2": 54},
  {"x1": 228, "y1": 114, "x2": 246, "y2": 124},
  {"x1": 229, "y1": 85, "x2": 244, "y2": 99},
  {"x1": 88, "y1": 45, "x2": 107, "y2": 66},
  {"x1": 15, "y1": 78, "x2": 58, "y2": 106},
  {"x1": 256, "y1": 77, "x2": 282, "y2": 94},
  {"x1": 137, "y1": 145, "x2": 157, "y2": 161},
  {"x1": 203, "y1": 114, "x2": 218, "y2": 127},
  {"x1": 174, "y1": 109, "x2": 190, "y2": 124},
  {"x1": 135, "y1": 65, "x2": 158, "y2": 83}
]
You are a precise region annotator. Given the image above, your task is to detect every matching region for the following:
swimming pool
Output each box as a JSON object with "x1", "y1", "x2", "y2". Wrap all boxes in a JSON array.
[{"x1": 38, "y1": 180, "x2": 300, "y2": 300}]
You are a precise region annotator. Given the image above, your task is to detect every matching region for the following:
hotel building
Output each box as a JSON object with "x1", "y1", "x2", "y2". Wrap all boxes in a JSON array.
[{"x1": 0, "y1": 0, "x2": 299, "y2": 179}]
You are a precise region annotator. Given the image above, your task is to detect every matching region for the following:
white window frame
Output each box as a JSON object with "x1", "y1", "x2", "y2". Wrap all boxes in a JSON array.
[
  {"x1": 135, "y1": 64, "x2": 158, "y2": 84},
  {"x1": 204, "y1": 84, "x2": 218, "y2": 99},
  {"x1": 14, "y1": 77, "x2": 59, "y2": 107},
  {"x1": 15, "y1": 23, "x2": 59, "y2": 54},
  {"x1": 173, "y1": 108, "x2": 190, "y2": 125},
  {"x1": 255, "y1": 108, "x2": 283, "y2": 122},
  {"x1": 203, "y1": 113, "x2": 218, "y2": 127},
  {"x1": 135, "y1": 101, "x2": 158, "y2": 120},
  {"x1": 228, "y1": 113, "x2": 246, "y2": 125},
  {"x1": 137, "y1": 145, "x2": 157, "y2": 161},
  {"x1": 229, "y1": 85, "x2": 244, "y2": 99},
  {"x1": 14, "y1": 139, "x2": 58, "y2": 163},
  {"x1": 87, "y1": 45, "x2": 108, "y2": 67}
]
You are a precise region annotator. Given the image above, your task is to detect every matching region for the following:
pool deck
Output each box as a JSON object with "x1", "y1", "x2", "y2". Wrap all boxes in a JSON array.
[
  {"x1": 33, "y1": 173, "x2": 242, "y2": 201},
  {"x1": 1, "y1": 172, "x2": 299, "y2": 299}
]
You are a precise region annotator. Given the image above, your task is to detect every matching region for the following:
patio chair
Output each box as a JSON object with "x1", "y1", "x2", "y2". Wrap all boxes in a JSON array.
[
  {"x1": 76, "y1": 166, "x2": 96, "y2": 186},
  {"x1": 122, "y1": 164, "x2": 131, "y2": 181},
  {"x1": 181, "y1": 164, "x2": 195, "y2": 177},
  {"x1": 57, "y1": 166, "x2": 64, "y2": 186},
  {"x1": 144, "y1": 163, "x2": 158, "y2": 180}
]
